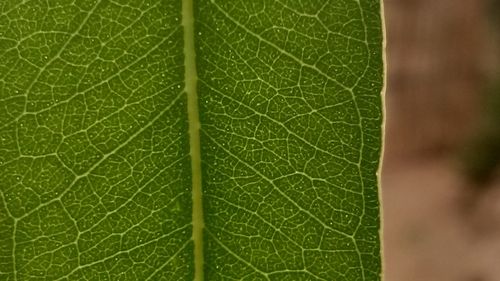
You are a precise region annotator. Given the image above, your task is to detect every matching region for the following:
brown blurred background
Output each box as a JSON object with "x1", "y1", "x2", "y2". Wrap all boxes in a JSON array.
[{"x1": 382, "y1": 0, "x2": 500, "y2": 281}]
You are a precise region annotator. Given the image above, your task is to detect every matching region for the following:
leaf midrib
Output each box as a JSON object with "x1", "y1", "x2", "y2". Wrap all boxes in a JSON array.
[{"x1": 182, "y1": 0, "x2": 204, "y2": 280}]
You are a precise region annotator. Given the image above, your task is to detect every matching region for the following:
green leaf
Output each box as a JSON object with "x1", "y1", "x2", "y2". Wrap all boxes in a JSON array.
[{"x1": 0, "y1": 0, "x2": 384, "y2": 280}]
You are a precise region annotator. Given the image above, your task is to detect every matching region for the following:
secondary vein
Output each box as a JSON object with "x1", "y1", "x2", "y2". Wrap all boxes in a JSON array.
[{"x1": 182, "y1": 0, "x2": 204, "y2": 280}]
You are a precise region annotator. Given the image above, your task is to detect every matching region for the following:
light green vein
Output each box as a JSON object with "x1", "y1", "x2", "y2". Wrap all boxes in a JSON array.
[{"x1": 182, "y1": 0, "x2": 204, "y2": 280}]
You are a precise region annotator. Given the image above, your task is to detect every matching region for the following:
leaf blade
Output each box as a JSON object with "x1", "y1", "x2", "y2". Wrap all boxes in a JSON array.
[
  {"x1": 0, "y1": 0, "x2": 193, "y2": 279},
  {"x1": 0, "y1": 0, "x2": 383, "y2": 280},
  {"x1": 196, "y1": 0, "x2": 383, "y2": 279}
]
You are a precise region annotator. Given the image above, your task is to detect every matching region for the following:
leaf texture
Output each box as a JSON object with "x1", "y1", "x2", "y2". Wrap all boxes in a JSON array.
[{"x1": 0, "y1": 0, "x2": 383, "y2": 280}]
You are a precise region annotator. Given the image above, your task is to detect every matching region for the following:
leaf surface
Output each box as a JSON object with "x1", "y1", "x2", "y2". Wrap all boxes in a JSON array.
[{"x1": 0, "y1": 0, "x2": 383, "y2": 280}]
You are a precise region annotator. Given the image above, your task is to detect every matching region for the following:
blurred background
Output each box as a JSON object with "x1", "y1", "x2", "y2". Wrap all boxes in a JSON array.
[{"x1": 382, "y1": 0, "x2": 500, "y2": 281}]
